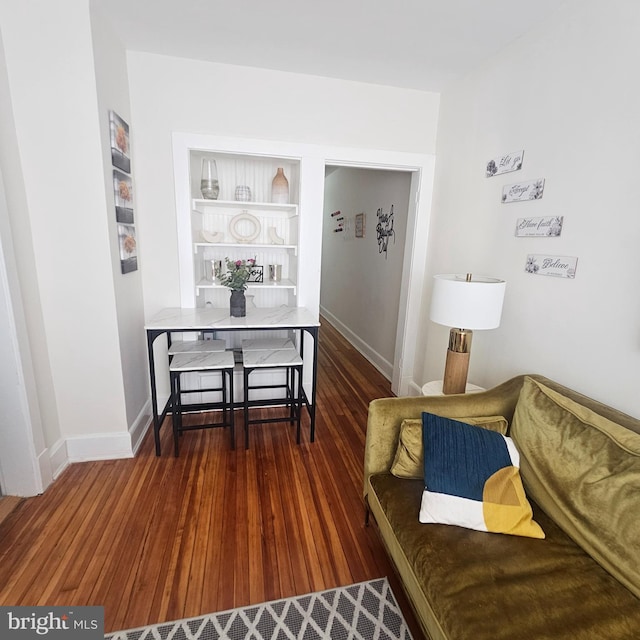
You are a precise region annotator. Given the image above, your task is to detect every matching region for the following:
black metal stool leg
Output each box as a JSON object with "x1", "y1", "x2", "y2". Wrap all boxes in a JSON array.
[
  {"x1": 228, "y1": 368, "x2": 235, "y2": 450},
  {"x1": 244, "y1": 366, "x2": 250, "y2": 449},
  {"x1": 171, "y1": 371, "x2": 180, "y2": 457},
  {"x1": 295, "y1": 365, "x2": 302, "y2": 444}
]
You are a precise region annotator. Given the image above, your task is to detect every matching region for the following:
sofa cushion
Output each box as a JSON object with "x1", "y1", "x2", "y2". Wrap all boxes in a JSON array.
[
  {"x1": 391, "y1": 415, "x2": 508, "y2": 479},
  {"x1": 511, "y1": 376, "x2": 640, "y2": 598},
  {"x1": 419, "y1": 412, "x2": 544, "y2": 538},
  {"x1": 369, "y1": 473, "x2": 640, "y2": 640}
]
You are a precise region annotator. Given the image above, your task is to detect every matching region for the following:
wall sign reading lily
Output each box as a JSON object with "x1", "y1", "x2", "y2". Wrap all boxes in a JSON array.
[
  {"x1": 486, "y1": 150, "x2": 524, "y2": 177},
  {"x1": 525, "y1": 254, "x2": 577, "y2": 278},
  {"x1": 502, "y1": 178, "x2": 545, "y2": 203}
]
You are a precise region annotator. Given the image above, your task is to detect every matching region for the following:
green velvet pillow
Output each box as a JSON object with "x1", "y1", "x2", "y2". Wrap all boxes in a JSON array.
[
  {"x1": 511, "y1": 377, "x2": 640, "y2": 598},
  {"x1": 391, "y1": 415, "x2": 508, "y2": 479}
]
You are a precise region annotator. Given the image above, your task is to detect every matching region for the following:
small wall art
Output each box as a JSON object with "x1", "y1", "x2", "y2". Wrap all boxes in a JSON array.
[
  {"x1": 118, "y1": 223, "x2": 138, "y2": 274},
  {"x1": 502, "y1": 178, "x2": 545, "y2": 203},
  {"x1": 109, "y1": 111, "x2": 131, "y2": 174},
  {"x1": 113, "y1": 169, "x2": 134, "y2": 224},
  {"x1": 376, "y1": 205, "x2": 395, "y2": 258},
  {"x1": 515, "y1": 216, "x2": 563, "y2": 237},
  {"x1": 525, "y1": 254, "x2": 577, "y2": 278},
  {"x1": 248, "y1": 265, "x2": 264, "y2": 283},
  {"x1": 355, "y1": 212, "x2": 366, "y2": 238},
  {"x1": 486, "y1": 150, "x2": 524, "y2": 177}
]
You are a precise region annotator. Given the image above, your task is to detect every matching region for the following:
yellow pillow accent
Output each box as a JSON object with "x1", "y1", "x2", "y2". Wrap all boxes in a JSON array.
[
  {"x1": 391, "y1": 415, "x2": 509, "y2": 479},
  {"x1": 483, "y1": 466, "x2": 545, "y2": 538}
]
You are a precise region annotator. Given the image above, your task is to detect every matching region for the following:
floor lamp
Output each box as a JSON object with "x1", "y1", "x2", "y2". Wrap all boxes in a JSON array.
[{"x1": 429, "y1": 274, "x2": 506, "y2": 395}]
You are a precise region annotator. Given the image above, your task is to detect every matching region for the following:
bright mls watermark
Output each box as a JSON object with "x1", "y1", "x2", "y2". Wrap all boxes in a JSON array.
[{"x1": 1, "y1": 606, "x2": 103, "y2": 639}]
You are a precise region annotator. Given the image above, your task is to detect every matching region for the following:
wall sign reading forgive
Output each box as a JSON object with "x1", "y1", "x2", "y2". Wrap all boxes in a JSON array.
[
  {"x1": 376, "y1": 205, "x2": 395, "y2": 258},
  {"x1": 502, "y1": 178, "x2": 545, "y2": 203}
]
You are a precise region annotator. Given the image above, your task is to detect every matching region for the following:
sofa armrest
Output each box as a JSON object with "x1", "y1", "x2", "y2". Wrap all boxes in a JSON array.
[{"x1": 363, "y1": 375, "x2": 527, "y2": 499}]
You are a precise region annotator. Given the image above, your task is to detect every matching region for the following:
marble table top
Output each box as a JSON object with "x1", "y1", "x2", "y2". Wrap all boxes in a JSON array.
[{"x1": 146, "y1": 306, "x2": 320, "y2": 331}]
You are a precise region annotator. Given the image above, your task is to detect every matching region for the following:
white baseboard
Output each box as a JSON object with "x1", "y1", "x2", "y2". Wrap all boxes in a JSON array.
[
  {"x1": 65, "y1": 432, "x2": 134, "y2": 463},
  {"x1": 407, "y1": 380, "x2": 423, "y2": 396},
  {"x1": 130, "y1": 399, "x2": 152, "y2": 455},
  {"x1": 42, "y1": 407, "x2": 149, "y2": 484},
  {"x1": 48, "y1": 439, "x2": 69, "y2": 480},
  {"x1": 320, "y1": 306, "x2": 393, "y2": 380}
]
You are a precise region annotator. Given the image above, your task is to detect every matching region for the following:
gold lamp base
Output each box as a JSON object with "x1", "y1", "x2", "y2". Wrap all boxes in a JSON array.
[{"x1": 442, "y1": 328, "x2": 473, "y2": 395}]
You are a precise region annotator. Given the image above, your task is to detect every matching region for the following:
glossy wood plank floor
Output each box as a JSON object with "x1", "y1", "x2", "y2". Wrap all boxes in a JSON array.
[{"x1": 0, "y1": 318, "x2": 424, "y2": 637}]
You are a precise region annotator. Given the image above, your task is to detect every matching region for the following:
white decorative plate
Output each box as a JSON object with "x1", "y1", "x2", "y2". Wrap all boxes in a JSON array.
[{"x1": 229, "y1": 211, "x2": 261, "y2": 243}]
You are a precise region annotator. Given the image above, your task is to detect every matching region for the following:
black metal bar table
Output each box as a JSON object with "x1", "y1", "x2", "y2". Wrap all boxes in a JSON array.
[{"x1": 145, "y1": 306, "x2": 320, "y2": 455}]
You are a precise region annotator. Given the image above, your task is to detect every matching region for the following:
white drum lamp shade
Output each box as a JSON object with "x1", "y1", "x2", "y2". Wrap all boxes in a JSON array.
[{"x1": 430, "y1": 274, "x2": 506, "y2": 394}]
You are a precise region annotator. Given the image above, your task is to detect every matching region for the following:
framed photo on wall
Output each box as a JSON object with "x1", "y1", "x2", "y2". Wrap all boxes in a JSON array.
[
  {"x1": 355, "y1": 212, "x2": 365, "y2": 238},
  {"x1": 109, "y1": 110, "x2": 131, "y2": 174},
  {"x1": 118, "y1": 223, "x2": 138, "y2": 274},
  {"x1": 113, "y1": 169, "x2": 134, "y2": 224}
]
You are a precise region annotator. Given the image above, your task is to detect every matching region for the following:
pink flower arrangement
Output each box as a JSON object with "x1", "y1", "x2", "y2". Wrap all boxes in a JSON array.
[{"x1": 219, "y1": 257, "x2": 257, "y2": 291}]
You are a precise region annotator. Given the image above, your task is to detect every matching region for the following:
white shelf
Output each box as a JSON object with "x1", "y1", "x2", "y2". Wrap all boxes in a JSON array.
[
  {"x1": 196, "y1": 278, "x2": 297, "y2": 291},
  {"x1": 192, "y1": 199, "x2": 298, "y2": 217},
  {"x1": 194, "y1": 242, "x2": 297, "y2": 253}
]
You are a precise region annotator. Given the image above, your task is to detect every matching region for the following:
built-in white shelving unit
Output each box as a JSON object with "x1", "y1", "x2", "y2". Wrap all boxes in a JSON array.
[{"x1": 188, "y1": 151, "x2": 301, "y2": 309}]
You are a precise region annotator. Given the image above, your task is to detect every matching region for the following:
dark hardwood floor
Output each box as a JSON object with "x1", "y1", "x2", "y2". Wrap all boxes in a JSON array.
[{"x1": 0, "y1": 317, "x2": 424, "y2": 637}]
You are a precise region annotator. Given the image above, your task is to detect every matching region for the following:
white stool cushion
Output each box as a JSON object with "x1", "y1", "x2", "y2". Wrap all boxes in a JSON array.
[
  {"x1": 241, "y1": 338, "x2": 295, "y2": 351},
  {"x1": 170, "y1": 351, "x2": 235, "y2": 372},
  {"x1": 242, "y1": 348, "x2": 302, "y2": 368},
  {"x1": 168, "y1": 339, "x2": 226, "y2": 354}
]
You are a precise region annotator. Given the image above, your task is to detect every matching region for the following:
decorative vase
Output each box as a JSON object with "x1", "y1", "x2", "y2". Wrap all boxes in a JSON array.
[
  {"x1": 271, "y1": 167, "x2": 289, "y2": 204},
  {"x1": 229, "y1": 289, "x2": 246, "y2": 317},
  {"x1": 235, "y1": 185, "x2": 252, "y2": 201},
  {"x1": 201, "y1": 158, "x2": 219, "y2": 200}
]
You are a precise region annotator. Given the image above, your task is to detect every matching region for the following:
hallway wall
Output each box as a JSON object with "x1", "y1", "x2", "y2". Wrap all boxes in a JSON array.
[{"x1": 321, "y1": 167, "x2": 411, "y2": 378}]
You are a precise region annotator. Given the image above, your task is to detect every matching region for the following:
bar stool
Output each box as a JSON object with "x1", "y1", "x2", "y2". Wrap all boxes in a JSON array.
[
  {"x1": 241, "y1": 340, "x2": 303, "y2": 449},
  {"x1": 168, "y1": 338, "x2": 226, "y2": 355},
  {"x1": 169, "y1": 350, "x2": 235, "y2": 456}
]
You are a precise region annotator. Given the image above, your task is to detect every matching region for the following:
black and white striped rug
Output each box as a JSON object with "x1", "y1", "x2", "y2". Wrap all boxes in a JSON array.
[{"x1": 104, "y1": 577, "x2": 412, "y2": 640}]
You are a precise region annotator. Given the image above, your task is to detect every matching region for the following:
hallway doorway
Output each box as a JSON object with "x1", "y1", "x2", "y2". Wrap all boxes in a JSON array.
[{"x1": 320, "y1": 163, "x2": 420, "y2": 395}]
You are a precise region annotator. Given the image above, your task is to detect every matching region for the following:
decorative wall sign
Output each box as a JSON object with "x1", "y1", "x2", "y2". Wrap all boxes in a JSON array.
[
  {"x1": 248, "y1": 265, "x2": 264, "y2": 282},
  {"x1": 113, "y1": 169, "x2": 134, "y2": 224},
  {"x1": 502, "y1": 178, "x2": 545, "y2": 203},
  {"x1": 486, "y1": 150, "x2": 524, "y2": 177},
  {"x1": 109, "y1": 111, "x2": 131, "y2": 174},
  {"x1": 515, "y1": 216, "x2": 563, "y2": 237},
  {"x1": 118, "y1": 223, "x2": 138, "y2": 274},
  {"x1": 525, "y1": 254, "x2": 577, "y2": 278},
  {"x1": 376, "y1": 205, "x2": 395, "y2": 258},
  {"x1": 355, "y1": 212, "x2": 365, "y2": 238}
]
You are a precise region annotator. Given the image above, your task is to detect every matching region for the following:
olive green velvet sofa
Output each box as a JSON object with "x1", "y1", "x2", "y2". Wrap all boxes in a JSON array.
[{"x1": 364, "y1": 374, "x2": 640, "y2": 640}]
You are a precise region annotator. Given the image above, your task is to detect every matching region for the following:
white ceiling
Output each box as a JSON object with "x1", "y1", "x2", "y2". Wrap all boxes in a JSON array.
[{"x1": 101, "y1": 0, "x2": 564, "y2": 92}]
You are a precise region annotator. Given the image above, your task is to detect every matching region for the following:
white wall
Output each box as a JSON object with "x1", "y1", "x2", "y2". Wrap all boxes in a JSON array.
[
  {"x1": 0, "y1": 0, "x2": 136, "y2": 479},
  {"x1": 90, "y1": 2, "x2": 149, "y2": 449},
  {"x1": 126, "y1": 51, "x2": 439, "y2": 317},
  {"x1": 321, "y1": 167, "x2": 411, "y2": 377},
  {"x1": 419, "y1": 0, "x2": 640, "y2": 418}
]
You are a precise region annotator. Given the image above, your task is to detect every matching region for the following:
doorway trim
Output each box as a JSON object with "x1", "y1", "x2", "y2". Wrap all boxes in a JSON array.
[{"x1": 320, "y1": 150, "x2": 435, "y2": 396}]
